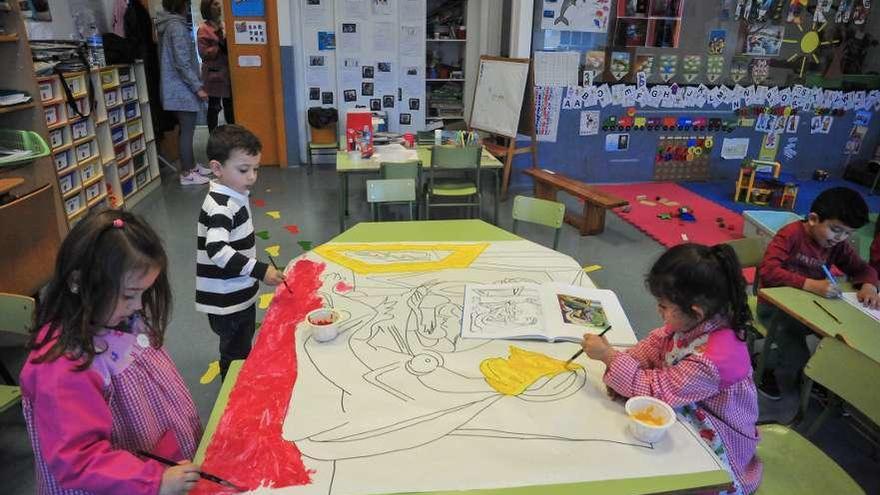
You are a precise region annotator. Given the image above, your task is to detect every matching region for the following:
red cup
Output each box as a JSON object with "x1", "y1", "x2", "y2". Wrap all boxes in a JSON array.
[{"x1": 403, "y1": 133, "x2": 415, "y2": 148}]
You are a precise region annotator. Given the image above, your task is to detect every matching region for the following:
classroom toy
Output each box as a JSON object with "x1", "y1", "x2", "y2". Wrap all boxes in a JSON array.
[{"x1": 734, "y1": 159, "x2": 800, "y2": 209}]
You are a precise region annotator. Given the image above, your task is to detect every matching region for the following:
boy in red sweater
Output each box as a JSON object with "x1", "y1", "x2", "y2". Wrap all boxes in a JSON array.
[{"x1": 757, "y1": 187, "x2": 879, "y2": 400}]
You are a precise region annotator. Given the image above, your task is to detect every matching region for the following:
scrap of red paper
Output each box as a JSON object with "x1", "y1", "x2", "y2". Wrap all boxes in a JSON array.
[
  {"x1": 191, "y1": 259, "x2": 325, "y2": 493},
  {"x1": 254, "y1": 199, "x2": 266, "y2": 208},
  {"x1": 284, "y1": 225, "x2": 300, "y2": 234}
]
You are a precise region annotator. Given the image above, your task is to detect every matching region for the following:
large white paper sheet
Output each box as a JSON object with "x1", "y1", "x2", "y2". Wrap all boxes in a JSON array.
[
  {"x1": 721, "y1": 138, "x2": 750, "y2": 160},
  {"x1": 273, "y1": 241, "x2": 725, "y2": 495}
]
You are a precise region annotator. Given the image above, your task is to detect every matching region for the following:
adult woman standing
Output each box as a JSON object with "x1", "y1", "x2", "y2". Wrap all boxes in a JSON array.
[
  {"x1": 198, "y1": 0, "x2": 235, "y2": 133},
  {"x1": 158, "y1": 0, "x2": 211, "y2": 185}
]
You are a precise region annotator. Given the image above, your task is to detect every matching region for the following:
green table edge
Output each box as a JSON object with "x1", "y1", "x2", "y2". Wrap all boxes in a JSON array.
[
  {"x1": 331, "y1": 220, "x2": 519, "y2": 242},
  {"x1": 194, "y1": 359, "x2": 243, "y2": 465},
  {"x1": 195, "y1": 222, "x2": 733, "y2": 492}
]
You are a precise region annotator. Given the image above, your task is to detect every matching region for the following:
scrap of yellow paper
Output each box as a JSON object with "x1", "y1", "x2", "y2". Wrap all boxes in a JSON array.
[
  {"x1": 582, "y1": 264, "x2": 602, "y2": 273},
  {"x1": 258, "y1": 293, "x2": 274, "y2": 309},
  {"x1": 265, "y1": 245, "x2": 280, "y2": 257},
  {"x1": 480, "y1": 346, "x2": 581, "y2": 396},
  {"x1": 200, "y1": 361, "x2": 220, "y2": 384},
  {"x1": 266, "y1": 211, "x2": 281, "y2": 219}
]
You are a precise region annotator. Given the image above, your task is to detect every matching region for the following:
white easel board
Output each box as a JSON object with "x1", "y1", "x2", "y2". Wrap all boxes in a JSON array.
[{"x1": 469, "y1": 58, "x2": 529, "y2": 138}]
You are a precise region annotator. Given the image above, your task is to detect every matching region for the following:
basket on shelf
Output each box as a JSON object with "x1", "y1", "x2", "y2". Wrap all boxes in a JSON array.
[{"x1": 0, "y1": 129, "x2": 50, "y2": 169}]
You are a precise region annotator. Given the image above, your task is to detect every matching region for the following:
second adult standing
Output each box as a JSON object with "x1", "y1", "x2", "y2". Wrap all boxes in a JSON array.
[{"x1": 198, "y1": 0, "x2": 235, "y2": 133}]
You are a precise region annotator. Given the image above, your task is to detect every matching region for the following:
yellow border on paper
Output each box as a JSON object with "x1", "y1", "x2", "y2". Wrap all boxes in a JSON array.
[{"x1": 313, "y1": 243, "x2": 490, "y2": 274}]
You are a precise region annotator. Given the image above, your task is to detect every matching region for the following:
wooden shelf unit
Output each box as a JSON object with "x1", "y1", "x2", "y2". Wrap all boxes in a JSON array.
[{"x1": 614, "y1": 0, "x2": 684, "y2": 48}]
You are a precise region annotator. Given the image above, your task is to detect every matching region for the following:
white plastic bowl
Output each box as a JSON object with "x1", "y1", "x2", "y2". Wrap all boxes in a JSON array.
[{"x1": 625, "y1": 396, "x2": 675, "y2": 443}]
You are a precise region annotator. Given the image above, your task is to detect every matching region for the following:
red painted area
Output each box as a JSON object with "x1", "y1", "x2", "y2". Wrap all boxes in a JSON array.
[
  {"x1": 334, "y1": 280, "x2": 353, "y2": 293},
  {"x1": 284, "y1": 224, "x2": 300, "y2": 235},
  {"x1": 594, "y1": 182, "x2": 755, "y2": 284},
  {"x1": 192, "y1": 259, "x2": 326, "y2": 493},
  {"x1": 254, "y1": 199, "x2": 266, "y2": 208}
]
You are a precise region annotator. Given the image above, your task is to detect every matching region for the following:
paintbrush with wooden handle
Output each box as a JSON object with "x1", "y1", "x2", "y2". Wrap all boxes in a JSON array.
[{"x1": 565, "y1": 324, "x2": 612, "y2": 367}]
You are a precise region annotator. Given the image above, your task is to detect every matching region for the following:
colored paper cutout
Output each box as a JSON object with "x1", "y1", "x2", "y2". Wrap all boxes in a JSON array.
[
  {"x1": 254, "y1": 199, "x2": 266, "y2": 208},
  {"x1": 480, "y1": 346, "x2": 581, "y2": 396},
  {"x1": 582, "y1": 264, "x2": 603, "y2": 273},
  {"x1": 334, "y1": 281, "x2": 354, "y2": 293},
  {"x1": 255, "y1": 230, "x2": 271, "y2": 240},
  {"x1": 266, "y1": 211, "x2": 281, "y2": 219},
  {"x1": 258, "y1": 293, "x2": 275, "y2": 309},
  {"x1": 265, "y1": 245, "x2": 280, "y2": 257},
  {"x1": 284, "y1": 225, "x2": 300, "y2": 234},
  {"x1": 312, "y1": 242, "x2": 490, "y2": 274},
  {"x1": 298, "y1": 240, "x2": 313, "y2": 251},
  {"x1": 199, "y1": 360, "x2": 221, "y2": 384}
]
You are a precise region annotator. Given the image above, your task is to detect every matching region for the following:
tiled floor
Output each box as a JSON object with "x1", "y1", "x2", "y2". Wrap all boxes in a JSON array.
[{"x1": 1, "y1": 131, "x2": 877, "y2": 492}]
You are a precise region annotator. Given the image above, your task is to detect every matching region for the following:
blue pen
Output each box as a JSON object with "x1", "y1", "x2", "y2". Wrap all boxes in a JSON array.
[{"x1": 821, "y1": 264, "x2": 839, "y2": 288}]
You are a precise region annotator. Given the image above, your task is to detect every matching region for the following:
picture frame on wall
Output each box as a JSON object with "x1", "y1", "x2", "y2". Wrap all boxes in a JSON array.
[{"x1": 742, "y1": 25, "x2": 783, "y2": 56}]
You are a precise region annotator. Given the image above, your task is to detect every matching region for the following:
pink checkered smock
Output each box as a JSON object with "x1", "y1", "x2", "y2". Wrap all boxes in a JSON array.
[
  {"x1": 20, "y1": 315, "x2": 202, "y2": 494},
  {"x1": 603, "y1": 317, "x2": 763, "y2": 494}
]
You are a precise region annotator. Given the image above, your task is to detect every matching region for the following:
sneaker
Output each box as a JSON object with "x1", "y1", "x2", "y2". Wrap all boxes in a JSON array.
[
  {"x1": 195, "y1": 163, "x2": 213, "y2": 176},
  {"x1": 179, "y1": 171, "x2": 210, "y2": 186},
  {"x1": 758, "y1": 370, "x2": 782, "y2": 401}
]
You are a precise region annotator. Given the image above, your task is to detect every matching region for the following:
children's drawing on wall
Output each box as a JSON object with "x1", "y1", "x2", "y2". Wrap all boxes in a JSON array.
[
  {"x1": 541, "y1": 0, "x2": 611, "y2": 32},
  {"x1": 557, "y1": 294, "x2": 607, "y2": 328},
  {"x1": 682, "y1": 55, "x2": 702, "y2": 83},
  {"x1": 371, "y1": 0, "x2": 393, "y2": 16},
  {"x1": 584, "y1": 50, "x2": 606, "y2": 84},
  {"x1": 659, "y1": 54, "x2": 678, "y2": 82},
  {"x1": 743, "y1": 24, "x2": 784, "y2": 56},
  {"x1": 610, "y1": 51, "x2": 631, "y2": 81},
  {"x1": 634, "y1": 55, "x2": 654, "y2": 77},
  {"x1": 706, "y1": 55, "x2": 724, "y2": 83},
  {"x1": 708, "y1": 28, "x2": 727, "y2": 54},
  {"x1": 750, "y1": 57, "x2": 770, "y2": 84},
  {"x1": 783, "y1": 137, "x2": 798, "y2": 160},
  {"x1": 580, "y1": 110, "x2": 600, "y2": 136},
  {"x1": 785, "y1": 114, "x2": 800, "y2": 133},
  {"x1": 730, "y1": 56, "x2": 749, "y2": 82}
]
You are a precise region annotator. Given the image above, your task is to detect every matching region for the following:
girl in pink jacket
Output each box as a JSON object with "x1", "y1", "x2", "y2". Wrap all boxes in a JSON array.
[
  {"x1": 21, "y1": 210, "x2": 202, "y2": 495},
  {"x1": 582, "y1": 243, "x2": 762, "y2": 494}
]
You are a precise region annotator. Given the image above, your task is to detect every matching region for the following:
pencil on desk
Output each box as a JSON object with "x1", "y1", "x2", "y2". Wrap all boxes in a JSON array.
[
  {"x1": 565, "y1": 324, "x2": 613, "y2": 367},
  {"x1": 267, "y1": 255, "x2": 292, "y2": 294},
  {"x1": 813, "y1": 299, "x2": 841, "y2": 324}
]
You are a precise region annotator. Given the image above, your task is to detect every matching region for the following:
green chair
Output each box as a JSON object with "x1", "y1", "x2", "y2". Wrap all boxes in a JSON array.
[
  {"x1": 722, "y1": 237, "x2": 769, "y2": 358},
  {"x1": 366, "y1": 179, "x2": 417, "y2": 221},
  {"x1": 424, "y1": 145, "x2": 482, "y2": 220},
  {"x1": 511, "y1": 195, "x2": 566, "y2": 250},
  {"x1": 756, "y1": 423, "x2": 864, "y2": 495},
  {"x1": 0, "y1": 293, "x2": 35, "y2": 413},
  {"x1": 798, "y1": 336, "x2": 880, "y2": 438},
  {"x1": 380, "y1": 161, "x2": 421, "y2": 218}
]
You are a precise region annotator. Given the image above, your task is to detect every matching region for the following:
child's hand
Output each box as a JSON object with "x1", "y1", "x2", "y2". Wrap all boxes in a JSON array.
[
  {"x1": 804, "y1": 278, "x2": 841, "y2": 299},
  {"x1": 263, "y1": 266, "x2": 286, "y2": 286},
  {"x1": 159, "y1": 460, "x2": 200, "y2": 495},
  {"x1": 857, "y1": 284, "x2": 880, "y2": 309},
  {"x1": 582, "y1": 334, "x2": 615, "y2": 364}
]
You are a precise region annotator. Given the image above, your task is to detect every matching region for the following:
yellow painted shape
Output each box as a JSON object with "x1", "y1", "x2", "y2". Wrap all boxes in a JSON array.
[
  {"x1": 200, "y1": 360, "x2": 220, "y2": 384},
  {"x1": 480, "y1": 346, "x2": 581, "y2": 396},
  {"x1": 313, "y1": 242, "x2": 490, "y2": 274},
  {"x1": 801, "y1": 30, "x2": 820, "y2": 54},
  {"x1": 266, "y1": 211, "x2": 281, "y2": 219},
  {"x1": 265, "y1": 245, "x2": 280, "y2": 257},
  {"x1": 258, "y1": 293, "x2": 275, "y2": 309},
  {"x1": 582, "y1": 264, "x2": 603, "y2": 273}
]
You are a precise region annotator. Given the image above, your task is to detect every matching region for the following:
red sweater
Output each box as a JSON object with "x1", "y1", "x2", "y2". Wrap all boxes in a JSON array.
[{"x1": 759, "y1": 221, "x2": 878, "y2": 295}]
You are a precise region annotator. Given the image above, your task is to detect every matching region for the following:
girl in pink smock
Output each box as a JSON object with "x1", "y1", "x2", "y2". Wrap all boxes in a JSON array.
[
  {"x1": 21, "y1": 210, "x2": 202, "y2": 495},
  {"x1": 581, "y1": 243, "x2": 762, "y2": 494}
]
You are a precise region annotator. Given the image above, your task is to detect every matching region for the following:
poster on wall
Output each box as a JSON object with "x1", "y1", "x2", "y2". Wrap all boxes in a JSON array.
[
  {"x1": 708, "y1": 29, "x2": 726, "y2": 54},
  {"x1": 743, "y1": 25, "x2": 783, "y2": 56},
  {"x1": 540, "y1": 0, "x2": 611, "y2": 32},
  {"x1": 231, "y1": 0, "x2": 265, "y2": 17},
  {"x1": 706, "y1": 55, "x2": 724, "y2": 83},
  {"x1": 750, "y1": 58, "x2": 770, "y2": 84},
  {"x1": 535, "y1": 86, "x2": 563, "y2": 142},
  {"x1": 634, "y1": 55, "x2": 654, "y2": 77},
  {"x1": 318, "y1": 31, "x2": 336, "y2": 50},
  {"x1": 659, "y1": 55, "x2": 678, "y2": 82},
  {"x1": 536, "y1": 51, "x2": 580, "y2": 87},
  {"x1": 304, "y1": 0, "x2": 332, "y2": 25},
  {"x1": 610, "y1": 52, "x2": 630, "y2": 81},
  {"x1": 682, "y1": 55, "x2": 702, "y2": 83}
]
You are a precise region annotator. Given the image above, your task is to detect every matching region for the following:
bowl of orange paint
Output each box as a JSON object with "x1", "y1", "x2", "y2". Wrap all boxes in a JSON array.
[
  {"x1": 306, "y1": 308, "x2": 341, "y2": 342},
  {"x1": 625, "y1": 396, "x2": 675, "y2": 443}
]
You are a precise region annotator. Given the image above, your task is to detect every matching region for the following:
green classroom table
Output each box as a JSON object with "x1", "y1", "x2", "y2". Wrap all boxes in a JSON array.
[
  {"x1": 336, "y1": 146, "x2": 504, "y2": 233},
  {"x1": 195, "y1": 220, "x2": 733, "y2": 494},
  {"x1": 758, "y1": 286, "x2": 880, "y2": 364}
]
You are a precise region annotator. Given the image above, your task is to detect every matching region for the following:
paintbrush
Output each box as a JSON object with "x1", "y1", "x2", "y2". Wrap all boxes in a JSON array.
[
  {"x1": 137, "y1": 451, "x2": 247, "y2": 492},
  {"x1": 565, "y1": 324, "x2": 612, "y2": 367},
  {"x1": 267, "y1": 255, "x2": 292, "y2": 294}
]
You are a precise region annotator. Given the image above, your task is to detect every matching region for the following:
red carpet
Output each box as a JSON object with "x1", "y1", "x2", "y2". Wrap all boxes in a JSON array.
[{"x1": 595, "y1": 182, "x2": 755, "y2": 282}]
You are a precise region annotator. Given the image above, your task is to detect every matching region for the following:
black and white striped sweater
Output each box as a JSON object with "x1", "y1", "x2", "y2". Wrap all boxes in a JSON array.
[{"x1": 196, "y1": 181, "x2": 268, "y2": 315}]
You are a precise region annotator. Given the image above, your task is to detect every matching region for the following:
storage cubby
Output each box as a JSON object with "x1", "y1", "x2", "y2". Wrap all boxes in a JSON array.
[
  {"x1": 104, "y1": 87, "x2": 122, "y2": 109},
  {"x1": 121, "y1": 83, "x2": 138, "y2": 102},
  {"x1": 53, "y1": 148, "x2": 75, "y2": 174},
  {"x1": 614, "y1": 0, "x2": 683, "y2": 48},
  {"x1": 58, "y1": 168, "x2": 81, "y2": 198}
]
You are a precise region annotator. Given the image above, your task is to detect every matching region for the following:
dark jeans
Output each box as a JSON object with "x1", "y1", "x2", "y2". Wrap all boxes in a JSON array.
[
  {"x1": 207, "y1": 96, "x2": 235, "y2": 133},
  {"x1": 174, "y1": 110, "x2": 197, "y2": 173},
  {"x1": 757, "y1": 302, "x2": 812, "y2": 373},
  {"x1": 207, "y1": 304, "x2": 256, "y2": 380}
]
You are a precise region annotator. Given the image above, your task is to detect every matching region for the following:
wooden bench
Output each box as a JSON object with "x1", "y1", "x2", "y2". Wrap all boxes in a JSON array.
[{"x1": 523, "y1": 168, "x2": 628, "y2": 235}]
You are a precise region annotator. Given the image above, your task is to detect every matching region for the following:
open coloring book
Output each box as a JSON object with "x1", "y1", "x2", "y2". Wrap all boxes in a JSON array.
[{"x1": 461, "y1": 282, "x2": 636, "y2": 346}]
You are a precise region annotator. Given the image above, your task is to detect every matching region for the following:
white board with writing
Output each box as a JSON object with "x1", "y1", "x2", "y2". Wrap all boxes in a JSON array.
[{"x1": 469, "y1": 58, "x2": 529, "y2": 138}]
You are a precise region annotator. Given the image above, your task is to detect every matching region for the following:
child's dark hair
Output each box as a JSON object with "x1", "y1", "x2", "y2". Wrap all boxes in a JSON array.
[
  {"x1": 647, "y1": 243, "x2": 751, "y2": 340},
  {"x1": 206, "y1": 124, "x2": 262, "y2": 164},
  {"x1": 30, "y1": 210, "x2": 172, "y2": 370},
  {"x1": 200, "y1": 0, "x2": 216, "y2": 21},
  {"x1": 162, "y1": 0, "x2": 188, "y2": 14},
  {"x1": 810, "y1": 186, "x2": 869, "y2": 229}
]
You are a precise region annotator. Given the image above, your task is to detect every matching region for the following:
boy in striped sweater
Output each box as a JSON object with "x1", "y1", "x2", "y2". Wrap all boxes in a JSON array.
[{"x1": 196, "y1": 125, "x2": 285, "y2": 379}]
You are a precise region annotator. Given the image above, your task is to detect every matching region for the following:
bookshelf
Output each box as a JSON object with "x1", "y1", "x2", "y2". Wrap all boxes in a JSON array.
[
  {"x1": 38, "y1": 62, "x2": 161, "y2": 226},
  {"x1": 614, "y1": 0, "x2": 684, "y2": 48},
  {"x1": 426, "y1": 0, "x2": 468, "y2": 126}
]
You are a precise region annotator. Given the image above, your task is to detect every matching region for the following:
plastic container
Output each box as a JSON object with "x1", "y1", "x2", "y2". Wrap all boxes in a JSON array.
[
  {"x1": 86, "y1": 33, "x2": 106, "y2": 68},
  {"x1": 0, "y1": 130, "x2": 50, "y2": 169},
  {"x1": 625, "y1": 396, "x2": 675, "y2": 443},
  {"x1": 742, "y1": 210, "x2": 802, "y2": 248},
  {"x1": 306, "y1": 308, "x2": 342, "y2": 342}
]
